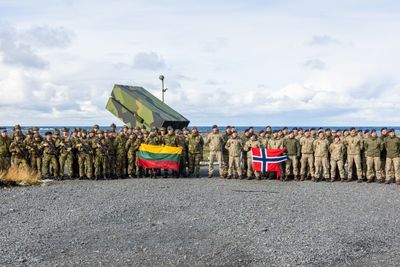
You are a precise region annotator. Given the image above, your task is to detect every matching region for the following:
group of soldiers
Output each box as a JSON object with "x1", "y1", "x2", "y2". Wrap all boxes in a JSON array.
[
  {"x1": 207, "y1": 125, "x2": 400, "y2": 184},
  {"x1": 1, "y1": 124, "x2": 400, "y2": 184}
]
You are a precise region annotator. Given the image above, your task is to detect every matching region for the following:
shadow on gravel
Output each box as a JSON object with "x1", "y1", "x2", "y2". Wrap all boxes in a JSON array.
[{"x1": 232, "y1": 189, "x2": 279, "y2": 193}]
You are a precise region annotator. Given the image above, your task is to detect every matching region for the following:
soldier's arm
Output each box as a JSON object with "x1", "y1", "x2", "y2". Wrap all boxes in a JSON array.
[
  {"x1": 296, "y1": 140, "x2": 301, "y2": 157},
  {"x1": 204, "y1": 134, "x2": 211, "y2": 146}
]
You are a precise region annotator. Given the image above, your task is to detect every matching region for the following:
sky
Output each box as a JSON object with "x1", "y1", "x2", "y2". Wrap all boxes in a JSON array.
[{"x1": 0, "y1": 0, "x2": 400, "y2": 126}]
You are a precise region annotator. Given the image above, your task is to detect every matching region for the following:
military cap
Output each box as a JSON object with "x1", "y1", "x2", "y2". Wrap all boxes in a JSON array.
[
  {"x1": 381, "y1": 127, "x2": 387, "y2": 132},
  {"x1": 110, "y1": 123, "x2": 116, "y2": 128},
  {"x1": 244, "y1": 129, "x2": 250, "y2": 133},
  {"x1": 192, "y1": 127, "x2": 198, "y2": 131},
  {"x1": 298, "y1": 127, "x2": 303, "y2": 131},
  {"x1": 53, "y1": 128, "x2": 60, "y2": 133},
  {"x1": 160, "y1": 127, "x2": 166, "y2": 132},
  {"x1": 32, "y1": 127, "x2": 39, "y2": 131},
  {"x1": 141, "y1": 125, "x2": 147, "y2": 130},
  {"x1": 135, "y1": 126, "x2": 141, "y2": 131},
  {"x1": 93, "y1": 124, "x2": 100, "y2": 129},
  {"x1": 292, "y1": 127, "x2": 298, "y2": 131},
  {"x1": 167, "y1": 126, "x2": 173, "y2": 131},
  {"x1": 325, "y1": 128, "x2": 331, "y2": 131},
  {"x1": 389, "y1": 128, "x2": 395, "y2": 133},
  {"x1": 212, "y1": 125, "x2": 218, "y2": 129},
  {"x1": 282, "y1": 127, "x2": 288, "y2": 130},
  {"x1": 259, "y1": 130, "x2": 264, "y2": 134},
  {"x1": 33, "y1": 133, "x2": 41, "y2": 138},
  {"x1": 143, "y1": 130, "x2": 149, "y2": 135},
  {"x1": 350, "y1": 127, "x2": 356, "y2": 131},
  {"x1": 357, "y1": 129, "x2": 362, "y2": 133},
  {"x1": 2, "y1": 129, "x2": 7, "y2": 133},
  {"x1": 14, "y1": 124, "x2": 21, "y2": 130},
  {"x1": 72, "y1": 128, "x2": 78, "y2": 133},
  {"x1": 174, "y1": 129, "x2": 181, "y2": 134},
  {"x1": 62, "y1": 127, "x2": 69, "y2": 132},
  {"x1": 310, "y1": 128, "x2": 316, "y2": 131},
  {"x1": 334, "y1": 135, "x2": 340, "y2": 139},
  {"x1": 89, "y1": 129, "x2": 95, "y2": 134},
  {"x1": 45, "y1": 131, "x2": 52, "y2": 136},
  {"x1": 371, "y1": 129, "x2": 377, "y2": 133},
  {"x1": 82, "y1": 129, "x2": 87, "y2": 134},
  {"x1": 364, "y1": 129, "x2": 370, "y2": 134},
  {"x1": 318, "y1": 129, "x2": 324, "y2": 134},
  {"x1": 182, "y1": 127, "x2": 189, "y2": 131},
  {"x1": 304, "y1": 129, "x2": 310, "y2": 133},
  {"x1": 289, "y1": 130, "x2": 294, "y2": 134},
  {"x1": 272, "y1": 130, "x2": 279, "y2": 133},
  {"x1": 226, "y1": 125, "x2": 231, "y2": 129}
]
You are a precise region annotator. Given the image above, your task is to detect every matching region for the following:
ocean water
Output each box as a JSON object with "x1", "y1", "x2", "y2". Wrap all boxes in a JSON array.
[{"x1": 2, "y1": 126, "x2": 400, "y2": 135}]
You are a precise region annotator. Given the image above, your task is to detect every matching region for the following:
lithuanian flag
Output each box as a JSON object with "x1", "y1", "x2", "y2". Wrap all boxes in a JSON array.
[{"x1": 137, "y1": 144, "x2": 182, "y2": 171}]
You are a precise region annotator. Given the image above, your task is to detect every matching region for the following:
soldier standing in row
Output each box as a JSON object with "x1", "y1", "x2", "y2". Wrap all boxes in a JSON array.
[
  {"x1": 187, "y1": 127, "x2": 204, "y2": 178},
  {"x1": 283, "y1": 131, "x2": 300, "y2": 181},
  {"x1": 329, "y1": 135, "x2": 346, "y2": 182},
  {"x1": 162, "y1": 126, "x2": 178, "y2": 178},
  {"x1": 93, "y1": 131, "x2": 109, "y2": 180},
  {"x1": 145, "y1": 127, "x2": 161, "y2": 178},
  {"x1": 225, "y1": 130, "x2": 243, "y2": 179},
  {"x1": 28, "y1": 133, "x2": 43, "y2": 175},
  {"x1": 0, "y1": 129, "x2": 11, "y2": 172},
  {"x1": 244, "y1": 134, "x2": 261, "y2": 180},
  {"x1": 58, "y1": 128, "x2": 74, "y2": 179},
  {"x1": 300, "y1": 130, "x2": 314, "y2": 181},
  {"x1": 42, "y1": 132, "x2": 59, "y2": 179},
  {"x1": 384, "y1": 129, "x2": 400, "y2": 184},
  {"x1": 76, "y1": 130, "x2": 93, "y2": 180},
  {"x1": 9, "y1": 133, "x2": 28, "y2": 168},
  {"x1": 221, "y1": 126, "x2": 232, "y2": 177},
  {"x1": 205, "y1": 125, "x2": 224, "y2": 178},
  {"x1": 114, "y1": 131, "x2": 127, "y2": 178},
  {"x1": 345, "y1": 127, "x2": 363, "y2": 182},
  {"x1": 313, "y1": 130, "x2": 330, "y2": 182},
  {"x1": 126, "y1": 132, "x2": 140, "y2": 178},
  {"x1": 175, "y1": 129, "x2": 188, "y2": 178},
  {"x1": 364, "y1": 129, "x2": 383, "y2": 183}
]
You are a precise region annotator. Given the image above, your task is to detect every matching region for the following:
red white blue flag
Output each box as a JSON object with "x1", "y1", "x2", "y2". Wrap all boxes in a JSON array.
[{"x1": 251, "y1": 148, "x2": 288, "y2": 178}]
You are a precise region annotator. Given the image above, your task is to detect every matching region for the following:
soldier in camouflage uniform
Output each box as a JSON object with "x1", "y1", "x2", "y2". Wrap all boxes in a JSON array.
[
  {"x1": 283, "y1": 131, "x2": 301, "y2": 181},
  {"x1": 205, "y1": 125, "x2": 224, "y2": 178},
  {"x1": 384, "y1": 129, "x2": 400, "y2": 184},
  {"x1": 93, "y1": 131, "x2": 109, "y2": 180},
  {"x1": 329, "y1": 135, "x2": 345, "y2": 182},
  {"x1": 299, "y1": 130, "x2": 315, "y2": 181},
  {"x1": 175, "y1": 129, "x2": 188, "y2": 178},
  {"x1": 221, "y1": 126, "x2": 232, "y2": 177},
  {"x1": 243, "y1": 134, "x2": 261, "y2": 180},
  {"x1": 113, "y1": 131, "x2": 127, "y2": 178},
  {"x1": 57, "y1": 128, "x2": 74, "y2": 179},
  {"x1": 313, "y1": 131, "x2": 330, "y2": 182},
  {"x1": 41, "y1": 132, "x2": 60, "y2": 179},
  {"x1": 125, "y1": 132, "x2": 141, "y2": 178},
  {"x1": 162, "y1": 126, "x2": 178, "y2": 178},
  {"x1": 145, "y1": 127, "x2": 161, "y2": 178},
  {"x1": 241, "y1": 129, "x2": 251, "y2": 176},
  {"x1": 344, "y1": 128, "x2": 363, "y2": 182},
  {"x1": 75, "y1": 130, "x2": 94, "y2": 180},
  {"x1": 225, "y1": 130, "x2": 243, "y2": 179},
  {"x1": 268, "y1": 130, "x2": 284, "y2": 179},
  {"x1": 364, "y1": 129, "x2": 383, "y2": 183},
  {"x1": 9, "y1": 133, "x2": 28, "y2": 168},
  {"x1": 27, "y1": 133, "x2": 43, "y2": 175},
  {"x1": 187, "y1": 127, "x2": 204, "y2": 178},
  {"x1": 0, "y1": 129, "x2": 11, "y2": 172}
]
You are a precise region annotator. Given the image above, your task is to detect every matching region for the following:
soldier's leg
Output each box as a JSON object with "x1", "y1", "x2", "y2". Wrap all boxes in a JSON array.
[
  {"x1": 208, "y1": 151, "x2": 216, "y2": 177},
  {"x1": 66, "y1": 155, "x2": 74, "y2": 178},
  {"x1": 385, "y1": 158, "x2": 393, "y2": 183},
  {"x1": 285, "y1": 157, "x2": 292, "y2": 177},
  {"x1": 354, "y1": 155, "x2": 363, "y2": 181},
  {"x1": 59, "y1": 155, "x2": 66, "y2": 177},
  {"x1": 216, "y1": 151, "x2": 223, "y2": 177},
  {"x1": 223, "y1": 153, "x2": 229, "y2": 177},
  {"x1": 322, "y1": 157, "x2": 329, "y2": 180},
  {"x1": 393, "y1": 157, "x2": 400, "y2": 184},
  {"x1": 362, "y1": 154, "x2": 367, "y2": 178},
  {"x1": 194, "y1": 154, "x2": 201, "y2": 177},
  {"x1": 188, "y1": 153, "x2": 195, "y2": 176},
  {"x1": 51, "y1": 156, "x2": 59, "y2": 178},
  {"x1": 86, "y1": 155, "x2": 93, "y2": 179},
  {"x1": 330, "y1": 160, "x2": 337, "y2": 181},
  {"x1": 104, "y1": 157, "x2": 109, "y2": 178},
  {"x1": 228, "y1": 156, "x2": 234, "y2": 177},
  {"x1": 300, "y1": 155, "x2": 307, "y2": 178},
  {"x1": 247, "y1": 157, "x2": 253, "y2": 178},
  {"x1": 308, "y1": 155, "x2": 315, "y2": 178},
  {"x1": 235, "y1": 157, "x2": 242, "y2": 178},
  {"x1": 366, "y1": 157, "x2": 374, "y2": 181},
  {"x1": 78, "y1": 155, "x2": 84, "y2": 178},
  {"x1": 292, "y1": 156, "x2": 299, "y2": 178},
  {"x1": 347, "y1": 155, "x2": 354, "y2": 181},
  {"x1": 374, "y1": 157, "x2": 382, "y2": 182},
  {"x1": 42, "y1": 156, "x2": 50, "y2": 178},
  {"x1": 338, "y1": 160, "x2": 345, "y2": 180},
  {"x1": 314, "y1": 157, "x2": 321, "y2": 180}
]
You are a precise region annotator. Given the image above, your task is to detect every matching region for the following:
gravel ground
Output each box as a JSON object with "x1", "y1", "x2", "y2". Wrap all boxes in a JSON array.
[{"x1": 2, "y1": 168, "x2": 400, "y2": 267}]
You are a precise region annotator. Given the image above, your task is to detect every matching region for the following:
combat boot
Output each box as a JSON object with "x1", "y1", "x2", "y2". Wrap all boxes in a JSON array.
[
  {"x1": 227, "y1": 175, "x2": 232, "y2": 179},
  {"x1": 300, "y1": 175, "x2": 305, "y2": 181},
  {"x1": 357, "y1": 179, "x2": 363, "y2": 183},
  {"x1": 367, "y1": 179, "x2": 372, "y2": 183},
  {"x1": 385, "y1": 179, "x2": 391, "y2": 184}
]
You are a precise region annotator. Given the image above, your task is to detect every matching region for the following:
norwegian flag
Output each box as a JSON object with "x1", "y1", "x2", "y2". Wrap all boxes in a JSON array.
[{"x1": 251, "y1": 148, "x2": 288, "y2": 178}]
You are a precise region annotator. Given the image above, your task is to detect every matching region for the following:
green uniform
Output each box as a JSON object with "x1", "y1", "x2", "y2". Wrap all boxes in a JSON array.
[
  {"x1": 27, "y1": 139, "x2": 43, "y2": 174},
  {"x1": 9, "y1": 140, "x2": 28, "y2": 168},
  {"x1": 187, "y1": 133, "x2": 204, "y2": 177},
  {"x1": 41, "y1": 139, "x2": 59, "y2": 178},
  {"x1": 93, "y1": 137, "x2": 109, "y2": 179},
  {"x1": 76, "y1": 137, "x2": 94, "y2": 179},
  {"x1": 283, "y1": 137, "x2": 301, "y2": 178},
  {"x1": 364, "y1": 136, "x2": 383, "y2": 182},
  {"x1": 0, "y1": 135, "x2": 11, "y2": 171},
  {"x1": 384, "y1": 136, "x2": 400, "y2": 183},
  {"x1": 57, "y1": 137, "x2": 74, "y2": 178},
  {"x1": 225, "y1": 137, "x2": 243, "y2": 178}
]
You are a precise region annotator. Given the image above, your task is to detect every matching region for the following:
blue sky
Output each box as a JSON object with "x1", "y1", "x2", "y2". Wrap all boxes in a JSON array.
[{"x1": 0, "y1": 0, "x2": 400, "y2": 126}]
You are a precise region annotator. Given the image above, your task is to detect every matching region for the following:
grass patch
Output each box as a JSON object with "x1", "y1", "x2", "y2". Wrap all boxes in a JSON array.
[{"x1": 0, "y1": 165, "x2": 42, "y2": 186}]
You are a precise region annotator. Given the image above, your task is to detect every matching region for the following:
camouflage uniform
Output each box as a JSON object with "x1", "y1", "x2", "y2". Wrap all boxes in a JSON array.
[
  {"x1": 41, "y1": 138, "x2": 59, "y2": 178},
  {"x1": 9, "y1": 138, "x2": 28, "y2": 168},
  {"x1": 125, "y1": 135, "x2": 140, "y2": 177},
  {"x1": 221, "y1": 131, "x2": 232, "y2": 177},
  {"x1": 76, "y1": 135, "x2": 94, "y2": 179},
  {"x1": 57, "y1": 137, "x2": 74, "y2": 178},
  {"x1": 344, "y1": 135, "x2": 363, "y2": 181},
  {"x1": 313, "y1": 137, "x2": 330, "y2": 181},
  {"x1": 145, "y1": 132, "x2": 161, "y2": 178},
  {"x1": 162, "y1": 131, "x2": 178, "y2": 177},
  {"x1": 267, "y1": 136, "x2": 284, "y2": 178},
  {"x1": 364, "y1": 136, "x2": 383, "y2": 182},
  {"x1": 27, "y1": 135, "x2": 43, "y2": 174},
  {"x1": 225, "y1": 136, "x2": 243, "y2": 178},
  {"x1": 176, "y1": 131, "x2": 188, "y2": 177},
  {"x1": 329, "y1": 141, "x2": 346, "y2": 181},
  {"x1": 244, "y1": 137, "x2": 261, "y2": 179},
  {"x1": 283, "y1": 137, "x2": 301, "y2": 179},
  {"x1": 0, "y1": 134, "x2": 11, "y2": 171},
  {"x1": 187, "y1": 132, "x2": 204, "y2": 177},
  {"x1": 299, "y1": 135, "x2": 315, "y2": 180},
  {"x1": 205, "y1": 131, "x2": 224, "y2": 178},
  {"x1": 384, "y1": 136, "x2": 400, "y2": 183},
  {"x1": 114, "y1": 133, "x2": 127, "y2": 178},
  {"x1": 93, "y1": 135, "x2": 109, "y2": 179}
]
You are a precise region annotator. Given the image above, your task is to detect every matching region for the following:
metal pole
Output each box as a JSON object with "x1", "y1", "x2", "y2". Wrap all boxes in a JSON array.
[{"x1": 162, "y1": 79, "x2": 165, "y2": 102}]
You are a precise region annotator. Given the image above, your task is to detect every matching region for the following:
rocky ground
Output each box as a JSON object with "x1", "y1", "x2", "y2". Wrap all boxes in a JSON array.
[{"x1": 1, "y1": 168, "x2": 400, "y2": 266}]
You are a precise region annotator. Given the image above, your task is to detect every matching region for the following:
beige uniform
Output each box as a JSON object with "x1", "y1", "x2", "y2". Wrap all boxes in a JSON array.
[
  {"x1": 225, "y1": 137, "x2": 243, "y2": 177},
  {"x1": 205, "y1": 132, "x2": 224, "y2": 177},
  {"x1": 344, "y1": 135, "x2": 363, "y2": 180},
  {"x1": 244, "y1": 139, "x2": 261, "y2": 178},
  {"x1": 313, "y1": 138, "x2": 330, "y2": 179},
  {"x1": 329, "y1": 142, "x2": 345, "y2": 180},
  {"x1": 300, "y1": 136, "x2": 315, "y2": 177}
]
